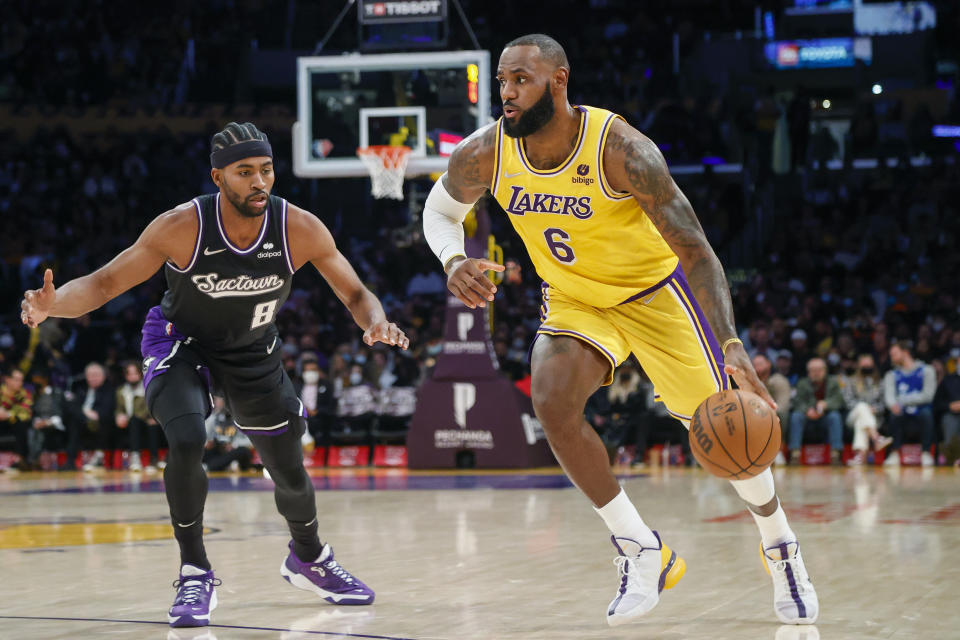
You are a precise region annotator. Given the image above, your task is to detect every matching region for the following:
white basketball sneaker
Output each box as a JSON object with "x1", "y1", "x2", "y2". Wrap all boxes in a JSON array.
[
  {"x1": 761, "y1": 541, "x2": 819, "y2": 624},
  {"x1": 606, "y1": 532, "x2": 685, "y2": 626}
]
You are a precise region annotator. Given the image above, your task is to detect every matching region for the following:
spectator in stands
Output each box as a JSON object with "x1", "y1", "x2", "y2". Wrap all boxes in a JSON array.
[
  {"x1": 883, "y1": 341, "x2": 936, "y2": 467},
  {"x1": 0, "y1": 366, "x2": 33, "y2": 470},
  {"x1": 789, "y1": 357, "x2": 845, "y2": 465},
  {"x1": 789, "y1": 329, "x2": 812, "y2": 377},
  {"x1": 115, "y1": 361, "x2": 160, "y2": 472},
  {"x1": 752, "y1": 353, "x2": 790, "y2": 465},
  {"x1": 202, "y1": 397, "x2": 253, "y2": 472},
  {"x1": 296, "y1": 352, "x2": 335, "y2": 445},
  {"x1": 601, "y1": 361, "x2": 645, "y2": 463},
  {"x1": 775, "y1": 349, "x2": 796, "y2": 385},
  {"x1": 68, "y1": 362, "x2": 116, "y2": 471},
  {"x1": 27, "y1": 369, "x2": 70, "y2": 470},
  {"x1": 935, "y1": 366, "x2": 960, "y2": 467},
  {"x1": 840, "y1": 354, "x2": 891, "y2": 466}
]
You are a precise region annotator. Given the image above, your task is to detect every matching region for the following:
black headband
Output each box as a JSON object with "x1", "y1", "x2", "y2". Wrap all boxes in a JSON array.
[{"x1": 210, "y1": 139, "x2": 273, "y2": 169}]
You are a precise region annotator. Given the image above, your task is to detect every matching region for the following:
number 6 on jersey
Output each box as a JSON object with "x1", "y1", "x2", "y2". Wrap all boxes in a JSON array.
[
  {"x1": 543, "y1": 227, "x2": 576, "y2": 264},
  {"x1": 251, "y1": 299, "x2": 278, "y2": 329}
]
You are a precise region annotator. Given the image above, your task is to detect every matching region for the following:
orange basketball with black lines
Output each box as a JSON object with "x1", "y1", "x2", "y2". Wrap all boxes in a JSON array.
[{"x1": 689, "y1": 389, "x2": 781, "y2": 479}]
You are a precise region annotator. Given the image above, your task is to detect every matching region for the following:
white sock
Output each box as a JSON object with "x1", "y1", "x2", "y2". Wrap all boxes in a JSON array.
[
  {"x1": 729, "y1": 469, "x2": 795, "y2": 547},
  {"x1": 751, "y1": 503, "x2": 795, "y2": 548},
  {"x1": 594, "y1": 488, "x2": 659, "y2": 548}
]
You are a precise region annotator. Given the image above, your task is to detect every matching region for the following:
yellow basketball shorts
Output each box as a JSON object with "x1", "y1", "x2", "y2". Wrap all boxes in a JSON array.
[{"x1": 536, "y1": 265, "x2": 729, "y2": 421}]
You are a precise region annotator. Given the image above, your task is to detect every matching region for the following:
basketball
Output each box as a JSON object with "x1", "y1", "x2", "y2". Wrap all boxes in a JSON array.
[{"x1": 689, "y1": 389, "x2": 781, "y2": 479}]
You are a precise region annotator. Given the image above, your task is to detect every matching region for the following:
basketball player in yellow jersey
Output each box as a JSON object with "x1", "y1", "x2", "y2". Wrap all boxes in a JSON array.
[{"x1": 423, "y1": 34, "x2": 819, "y2": 627}]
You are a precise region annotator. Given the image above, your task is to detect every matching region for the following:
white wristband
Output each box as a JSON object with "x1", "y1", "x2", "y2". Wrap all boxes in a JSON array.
[{"x1": 423, "y1": 174, "x2": 473, "y2": 266}]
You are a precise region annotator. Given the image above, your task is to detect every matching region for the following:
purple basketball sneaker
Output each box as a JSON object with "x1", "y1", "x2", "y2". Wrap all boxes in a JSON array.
[
  {"x1": 168, "y1": 564, "x2": 220, "y2": 627},
  {"x1": 280, "y1": 541, "x2": 374, "y2": 605}
]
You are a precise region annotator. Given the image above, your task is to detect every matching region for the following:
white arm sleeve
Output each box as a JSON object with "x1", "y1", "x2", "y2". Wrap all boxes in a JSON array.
[{"x1": 423, "y1": 174, "x2": 474, "y2": 267}]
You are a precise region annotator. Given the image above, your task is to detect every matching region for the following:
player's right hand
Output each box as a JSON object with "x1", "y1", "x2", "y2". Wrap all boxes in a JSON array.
[
  {"x1": 20, "y1": 268, "x2": 56, "y2": 328},
  {"x1": 444, "y1": 257, "x2": 505, "y2": 309}
]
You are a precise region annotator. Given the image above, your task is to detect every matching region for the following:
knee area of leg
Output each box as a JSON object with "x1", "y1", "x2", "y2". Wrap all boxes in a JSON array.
[
  {"x1": 164, "y1": 414, "x2": 208, "y2": 458},
  {"x1": 269, "y1": 465, "x2": 311, "y2": 490}
]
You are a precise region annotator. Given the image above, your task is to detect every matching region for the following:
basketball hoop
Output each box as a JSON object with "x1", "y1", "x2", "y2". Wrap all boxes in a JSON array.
[{"x1": 357, "y1": 145, "x2": 411, "y2": 200}]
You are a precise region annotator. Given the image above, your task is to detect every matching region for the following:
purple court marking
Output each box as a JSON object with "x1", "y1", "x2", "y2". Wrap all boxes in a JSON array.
[
  {"x1": 0, "y1": 615, "x2": 416, "y2": 639},
  {"x1": 1, "y1": 472, "x2": 648, "y2": 496}
]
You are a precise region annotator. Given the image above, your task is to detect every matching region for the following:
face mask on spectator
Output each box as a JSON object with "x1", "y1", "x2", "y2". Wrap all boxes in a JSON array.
[
  {"x1": 951, "y1": 348, "x2": 960, "y2": 359},
  {"x1": 349, "y1": 371, "x2": 363, "y2": 385},
  {"x1": 844, "y1": 366, "x2": 856, "y2": 375},
  {"x1": 827, "y1": 353, "x2": 840, "y2": 367},
  {"x1": 302, "y1": 370, "x2": 320, "y2": 384},
  {"x1": 861, "y1": 367, "x2": 875, "y2": 375}
]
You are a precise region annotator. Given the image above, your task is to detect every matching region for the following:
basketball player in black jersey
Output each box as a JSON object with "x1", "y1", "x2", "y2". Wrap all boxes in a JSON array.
[{"x1": 20, "y1": 122, "x2": 408, "y2": 628}]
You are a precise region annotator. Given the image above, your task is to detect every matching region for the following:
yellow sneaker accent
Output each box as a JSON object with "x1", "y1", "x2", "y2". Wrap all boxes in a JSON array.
[
  {"x1": 761, "y1": 542, "x2": 771, "y2": 575},
  {"x1": 660, "y1": 543, "x2": 686, "y2": 590}
]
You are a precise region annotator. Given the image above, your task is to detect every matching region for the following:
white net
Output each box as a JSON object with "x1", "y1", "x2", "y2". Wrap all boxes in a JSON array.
[{"x1": 357, "y1": 145, "x2": 411, "y2": 200}]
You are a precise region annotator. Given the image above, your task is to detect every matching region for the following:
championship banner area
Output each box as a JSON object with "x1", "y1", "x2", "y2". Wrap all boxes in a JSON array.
[{"x1": 407, "y1": 210, "x2": 555, "y2": 469}]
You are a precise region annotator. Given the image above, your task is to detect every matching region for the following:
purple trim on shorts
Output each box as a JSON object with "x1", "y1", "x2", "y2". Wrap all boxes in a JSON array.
[
  {"x1": 597, "y1": 113, "x2": 632, "y2": 200},
  {"x1": 667, "y1": 281, "x2": 723, "y2": 394},
  {"x1": 665, "y1": 407, "x2": 692, "y2": 422},
  {"x1": 216, "y1": 192, "x2": 269, "y2": 255},
  {"x1": 166, "y1": 199, "x2": 203, "y2": 274},
  {"x1": 779, "y1": 542, "x2": 807, "y2": 619},
  {"x1": 617, "y1": 262, "x2": 681, "y2": 306},
  {"x1": 516, "y1": 106, "x2": 587, "y2": 176},
  {"x1": 537, "y1": 326, "x2": 618, "y2": 369},
  {"x1": 280, "y1": 197, "x2": 294, "y2": 274},
  {"x1": 669, "y1": 268, "x2": 727, "y2": 390},
  {"x1": 140, "y1": 306, "x2": 211, "y2": 392}
]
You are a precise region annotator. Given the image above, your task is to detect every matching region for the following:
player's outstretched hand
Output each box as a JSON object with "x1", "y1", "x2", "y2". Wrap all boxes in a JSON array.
[
  {"x1": 722, "y1": 342, "x2": 778, "y2": 411},
  {"x1": 445, "y1": 257, "x2": 505, "y2": 309},
  {"x1": 363, "y1": 321, "x2": 410, "y2": 350},
  {"x1": 20, "y1": 268, "x2": 56, "y2": 329}
]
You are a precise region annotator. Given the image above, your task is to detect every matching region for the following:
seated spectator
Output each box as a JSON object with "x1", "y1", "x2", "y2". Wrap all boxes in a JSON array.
[
  {"x1": 630, "y1": 370, "x2": 689, "y2": 468},
  {"x1": 295, "y1": 352, "x2": 335, "y2": 445},
  {"x1": 27, "y1": 369, "x2": 70, "y2": 470},
  {"x1": 883, "y1": 342, "x2": 936, "y2": 467},
  {"x1": 116, "y1": 361, "x2": 160, "y2": 472},
  {"x1": 789, "y1": 357, "x2": 845, "y2": 465},
  {"x1": 203, "y1": 397, "x2": 253, "y2": 472},
  {"x1": 0, "y1": 366, "x2": 33, "y2": 470},
  {"x1": 840, "y1": 354, "x2": 891, "y2": 465},
  {"x1": 753, "y1": 353, "x2": 790, "y2": 465},
  {"x1": 934, "y1": 367, "x2": 960, "y2": 466},
  {"x1": 68, "y1": 362, "x2": 117, "y2": 471}
]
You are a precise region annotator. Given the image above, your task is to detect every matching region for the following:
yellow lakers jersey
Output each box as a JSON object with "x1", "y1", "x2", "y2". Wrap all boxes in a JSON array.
[{"x1": 490, "y1": 105, "x2": 678, "y2": 308}]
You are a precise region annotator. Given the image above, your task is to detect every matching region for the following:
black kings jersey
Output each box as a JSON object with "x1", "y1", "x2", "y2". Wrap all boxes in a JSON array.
[{"x1": 160, "y1": 192, "x2": 294, "y2": 350}]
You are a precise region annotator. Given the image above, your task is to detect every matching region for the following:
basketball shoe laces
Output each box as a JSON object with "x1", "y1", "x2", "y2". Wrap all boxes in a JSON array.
[
  {"x1": 172, "y1": 575, "x2": 221, "y2": 605},
  {"x1": 768, "y1": 556, "x2": 809, "y2": 595},
  {"x1": 613, "y1": 554, "x2": 643, "y2": 594},
  {"x1": 322, "y1": 557, "x2": 355, "y2": 584}
]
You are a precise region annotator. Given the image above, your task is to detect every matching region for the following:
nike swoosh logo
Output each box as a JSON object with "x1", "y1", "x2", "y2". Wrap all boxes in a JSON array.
[
  {"x1": 203, "y1": 247, "x2": 226, "y2": 256},
  {"x1": 503, "y1": 170, "x2": 524, "y2": 179},
  {"x1": 266, "y1": 336, "x2": 278, "y2": 354},
  {"x1": 176, "y1": 519, "x2": 198, "y2": 528}
]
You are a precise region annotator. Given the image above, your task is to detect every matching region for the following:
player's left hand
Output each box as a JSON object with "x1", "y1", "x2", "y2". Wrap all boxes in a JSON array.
[
  {"x1": 723, "y1": 343, "x2": 778, "y2": 411},
  {"x1": 363, "y1": 321, "x2": 409, "y2": 350}
]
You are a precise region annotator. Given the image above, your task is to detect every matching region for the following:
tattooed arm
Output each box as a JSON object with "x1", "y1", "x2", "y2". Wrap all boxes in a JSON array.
[{"x1": 603, "y1": 118, "x2": 776, "y2": 408}]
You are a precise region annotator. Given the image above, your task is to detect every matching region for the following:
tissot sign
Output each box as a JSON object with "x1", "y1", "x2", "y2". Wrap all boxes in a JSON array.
[{"x1": 359, "y1": 0, "x2": 447, "y2": 24}]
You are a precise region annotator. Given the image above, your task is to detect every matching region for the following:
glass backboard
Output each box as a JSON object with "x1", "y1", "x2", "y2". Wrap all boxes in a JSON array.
[{"x1": 294, "y1": 50, "x2": 491, "y2": 178}]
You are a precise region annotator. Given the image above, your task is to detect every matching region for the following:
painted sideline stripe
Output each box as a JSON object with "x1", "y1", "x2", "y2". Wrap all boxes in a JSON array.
[{"x1": 0, "y1": 615, "x2": 417, "y2": 639}]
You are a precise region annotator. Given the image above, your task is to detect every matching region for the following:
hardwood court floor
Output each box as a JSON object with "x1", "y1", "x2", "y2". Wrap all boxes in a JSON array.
[{"x1": 0, "y1": 464, "x2": 957, "y2": 639}]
